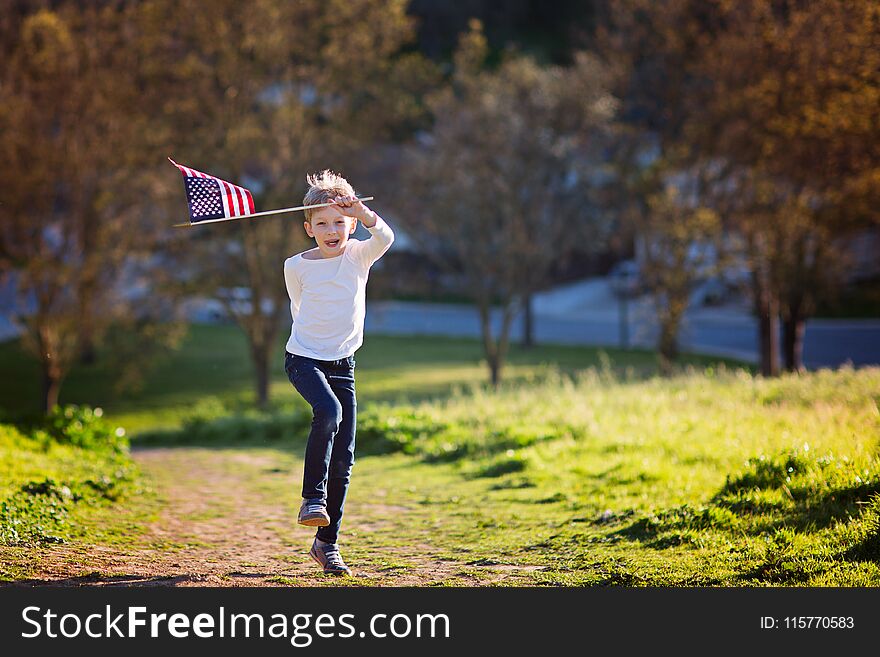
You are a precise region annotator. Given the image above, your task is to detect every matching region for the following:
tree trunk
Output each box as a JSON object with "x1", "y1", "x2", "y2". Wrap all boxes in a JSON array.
[
  {"x1": 488, "y1": 354, "x2": 501, "y2": 388},
  {"x1": 477, "y1": 301, "x2": 500, "y2": 389},
  {"x1": 36, "y1": 324, "x2": 64, "y2": 413},
  {"x1": 41, "y1": 356, "x2": 61, "y2": 413},
  {"x1": 782, "y1": 315, "x2": 806, "y2": 373},
  {"x1": 251, "y1": 340, "x2": 270, "y2": 410},
  {"x1": 42, "y1": 373, "x2": 60, "y2": 414},
  {"x1": 751, "y1": 256, "x2": 780, "y2": 377},
  {"x1": 494, "y1": 303, "x2": 516, "y2": 387},
  {"x1": 657, "y1": 299, "x2": 684, "y2": 376},
  {"x1": 757, "y1": 297, "x2": 780, "y2": 377},
  {"x1": 521, "y1": 293, "x2": 534, "y2": 348},
  {"x1": 477, "y1": 298, "x2": 515, "y2": 389},
  {"x1": 658, "y1": 320, "x2": 679, "y2": 375},
  {"x1": 79, "y1": 334, "x2": 98, "y2": 365}
]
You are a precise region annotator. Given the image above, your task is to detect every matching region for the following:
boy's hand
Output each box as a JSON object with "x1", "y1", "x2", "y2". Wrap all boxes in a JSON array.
[{"x1": 333, "y1": 195, "x2": 377, "y2": 228}]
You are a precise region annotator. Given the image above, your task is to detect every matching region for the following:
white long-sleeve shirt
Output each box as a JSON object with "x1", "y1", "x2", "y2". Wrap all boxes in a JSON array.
[{"x1": 284, "y1": 217, "x2": 394, "y2": 360}]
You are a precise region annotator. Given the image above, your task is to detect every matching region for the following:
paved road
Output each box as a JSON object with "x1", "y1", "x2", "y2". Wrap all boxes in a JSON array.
[{"x1": 365, "y1": 278, "x2": 880, "y2": 369}]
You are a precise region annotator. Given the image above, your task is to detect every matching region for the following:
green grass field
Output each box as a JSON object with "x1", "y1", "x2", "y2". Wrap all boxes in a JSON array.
[
  {"x1": 344, "y1": 366, "x2": 880, "y2": 585},
  {"x1": 0, "y1": 325, "x2": 750, "y2": 432},
  {"x1": 2, "y1": 326, "x2": 878, "y2": 585}
]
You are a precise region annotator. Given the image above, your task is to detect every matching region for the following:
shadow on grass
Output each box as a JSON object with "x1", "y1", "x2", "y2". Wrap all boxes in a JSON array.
[
  {"x1": 609, "y1": 504, "x2": 733, "y2": 549},
  {"x1": 131, "y1": 409, "x2": 311, "y2": 450},
  {"x1": 713, "y1": 451, "x2": 880, "y2": 533},
  {"x1": 844, "y1": 529, "x2": 880, "y2": 562},
  {"x1": 610, "y1": 448, "x2": 880, "y2": 584},
  {"x1": 842, "y1": 495, "x2": 880, "y2": 563},
  {"x1": 736, "y1": 561, "x2": 819, "y2": 585},
  {"x1": 131, "y1": 409, "x2": 404, "y2": 458}
]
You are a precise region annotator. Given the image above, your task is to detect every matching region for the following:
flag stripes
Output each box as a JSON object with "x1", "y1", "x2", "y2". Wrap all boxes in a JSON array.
[{"x1": 168, "y1": 157, "x2": 255, "y2": 224}]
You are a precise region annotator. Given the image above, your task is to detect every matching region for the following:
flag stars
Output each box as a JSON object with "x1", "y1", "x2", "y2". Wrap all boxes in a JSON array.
[{"x1": 184, "y1": 176, "x2": 225, "y2": 221}]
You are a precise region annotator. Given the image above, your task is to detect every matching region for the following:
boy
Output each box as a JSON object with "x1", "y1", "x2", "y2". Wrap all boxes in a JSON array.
[{"x1": 283, "y1": 170, "x2": 394, "y2": 576}]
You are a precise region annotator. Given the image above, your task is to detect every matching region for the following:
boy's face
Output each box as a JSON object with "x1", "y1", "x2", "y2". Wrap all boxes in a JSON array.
[{"x1": 304, "y1": 206, "x2": 357, "y2": 258}]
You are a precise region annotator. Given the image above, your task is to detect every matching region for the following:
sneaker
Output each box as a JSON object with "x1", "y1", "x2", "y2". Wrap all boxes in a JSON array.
[
  {"x1": 298, "y1": 498, "x2": 330, "y2": 527},
  {"x1": 309, "y1": 538, "x2": 352, "y2": 576}
]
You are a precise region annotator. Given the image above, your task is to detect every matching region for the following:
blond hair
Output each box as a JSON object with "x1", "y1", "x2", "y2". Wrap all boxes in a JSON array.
[{"x1": 303, "y1": 170, "x2": 355, "y2": 223}]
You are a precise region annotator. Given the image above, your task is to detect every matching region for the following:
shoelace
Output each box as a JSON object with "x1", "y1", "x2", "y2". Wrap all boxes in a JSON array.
[{"x1": 321, "y1": 543, "x2": 345, "y2": 567}]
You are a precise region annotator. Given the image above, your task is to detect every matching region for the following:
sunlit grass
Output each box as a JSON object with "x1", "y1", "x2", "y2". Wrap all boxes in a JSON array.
[
  {"x1": 0, "y1": 421, "x2": 159, "y2": 579},
  {"x1": 338, "y1": 365, "x2": 880, "y2": 585},
  {"x1": 0, "y1": 324, "x2": 750, "y2": 433},
  {"x1": 3, "y1": 324, "x2": 877, "y2": 585},
  {"x1": 129, "y1": 363, "x2": 880, "y2": 586}
]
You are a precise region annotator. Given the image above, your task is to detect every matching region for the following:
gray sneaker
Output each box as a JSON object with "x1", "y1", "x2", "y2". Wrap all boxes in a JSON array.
[
  {"x1": 309, "y1": 538, "x2": 352, "y2": 576},
  {"x1": 298, "y1": 498, "x2": 330, "y2": 527}
]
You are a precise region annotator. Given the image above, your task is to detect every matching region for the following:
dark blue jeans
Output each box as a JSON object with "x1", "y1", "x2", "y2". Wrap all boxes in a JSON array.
[{"x1": 284, "y1": 352, "x2": 356, "y2": 544}]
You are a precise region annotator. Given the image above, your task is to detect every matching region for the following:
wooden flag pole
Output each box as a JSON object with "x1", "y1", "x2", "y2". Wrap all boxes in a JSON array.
[{"x1": 172, "y1": 196, "x2": 374, "y2": 228}]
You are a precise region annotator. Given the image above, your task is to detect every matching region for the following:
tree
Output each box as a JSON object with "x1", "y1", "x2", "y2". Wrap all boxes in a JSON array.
[
  {"x1": 401, "y1": 20, "x2": 616, "y2": 386},
  {"x1": 597, "y1": 0, "x2": 880, "y2": 374},
  {"x1": 633, "y1": 167, "x2": 723, "y2": 373},
  {"x1": 142, "y1": 0, "x2": 320, "y2": 410},
  {"x1": 690, "y1": 0, "x2": 880, "y2": 372},
  {"x1": 598, "y1": 0, "x2": 744, "y2": 368},
  {"x1": 0, "y1": 3, "x2": 183, "y2": 412},
  {"x1": 143, "y1": 0, "x2": 435, "y2": 408}
]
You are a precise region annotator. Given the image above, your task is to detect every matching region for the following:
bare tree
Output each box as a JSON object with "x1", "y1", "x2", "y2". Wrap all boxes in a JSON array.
[{"x1": 401, "y1": 21, "x2": 617, "y2": 386}]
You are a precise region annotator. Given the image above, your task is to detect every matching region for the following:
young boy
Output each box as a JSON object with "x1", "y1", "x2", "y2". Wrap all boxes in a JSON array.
[{"x1": 283, "y1": 170, "x2": 394, "y2": 576}]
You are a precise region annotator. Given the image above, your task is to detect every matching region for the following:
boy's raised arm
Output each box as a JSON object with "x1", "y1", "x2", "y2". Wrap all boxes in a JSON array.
[{"x1": 334, "y1": 196, "x2": 394, "y2": 267}]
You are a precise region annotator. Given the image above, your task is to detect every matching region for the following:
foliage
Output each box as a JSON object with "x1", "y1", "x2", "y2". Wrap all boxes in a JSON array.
[
  {"x1": 41, "y1": 404, "x2": 129, "y2": 452},
  {"x1": 636, "y1": 174, "x2": 723, "y2": 370},
  {"x1": 143, "y1": 0, "x2": 438, "y2": 409},
  {"x1": 697, "y1": 0, "x2": 880, "y2": 371},
  {"x1": 357, "y1": 404, "x2": 572, "y2": 463},
  {"x1": 134, "y1": 407, "x2": 310, "y2": 447},
  {"x1": 0, "y1": 3, "x2": 187, "y2": 411},
  {"x1": 0, "y1": 414, "x2": 138, "y2": 547},
  {"x1": 0, "y1": 0, "x2": 438, "y2": 412},
  {"x1": 600, "y1": 0, "x2": 880, "y2": 373}
]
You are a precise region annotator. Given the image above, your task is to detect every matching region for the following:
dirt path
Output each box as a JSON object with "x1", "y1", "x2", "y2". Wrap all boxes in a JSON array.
[{"x1": 10, "y1": 447, "x2": 516, "y2": 587}]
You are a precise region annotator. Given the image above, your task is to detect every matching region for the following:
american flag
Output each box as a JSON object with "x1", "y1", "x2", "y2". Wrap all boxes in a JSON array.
[{"x1": 169, "y1": 157, "x2": 255, "y2": 223}]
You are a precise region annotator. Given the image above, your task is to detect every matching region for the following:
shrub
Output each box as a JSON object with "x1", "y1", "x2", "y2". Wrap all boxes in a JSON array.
[
  {"x1": 43, "y1": 405, "x2": 128, "y2": 453},
  {"x1": 0, "y1": 411, "x2": 139, "y2": 547},
  {"x1": 356, "y1": 408, "x2": 448, "y2": 455}
]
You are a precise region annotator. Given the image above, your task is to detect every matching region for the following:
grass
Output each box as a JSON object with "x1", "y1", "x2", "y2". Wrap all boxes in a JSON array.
[
  {"x1": 99, "y1": 363, "x2": 880, "y2": 587},
  {"x1": 338, "y1": 365, "x2": 880, "y2": 585},
  {"x1": 0, "y1": 408, "x2": 160, "y2": 579},
  {"x1": 0, "y1": 325, "x2": 750, "y2": 433},
  {"x1": 2, "y1": 326, "x2": 878, "y2": 585}
]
